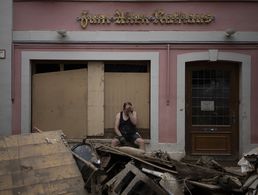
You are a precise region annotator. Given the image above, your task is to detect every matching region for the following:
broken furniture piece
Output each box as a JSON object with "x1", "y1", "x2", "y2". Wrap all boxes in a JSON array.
[{"x1": 104, "y1": 161, "x2": 168, "y2": 195}]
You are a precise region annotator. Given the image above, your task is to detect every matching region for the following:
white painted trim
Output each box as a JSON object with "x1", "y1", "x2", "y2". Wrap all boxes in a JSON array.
[
  {"x1": 21, "y1": 51, "x2": 159, "y2": 144},
  {"x1": 177, "y1": 51, "x2": 251, "y2": 156},
  {"x1": 14, "y1": 31, "x2": 258, "y2": 44}
]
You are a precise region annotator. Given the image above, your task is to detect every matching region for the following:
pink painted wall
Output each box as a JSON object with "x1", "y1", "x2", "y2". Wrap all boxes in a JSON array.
[
  {"x1": 158, "y1": 49, "x2": 177, "y2": 143},
  {"x1": 14, "y1": 2, "x2": 258, "y2": 31}
]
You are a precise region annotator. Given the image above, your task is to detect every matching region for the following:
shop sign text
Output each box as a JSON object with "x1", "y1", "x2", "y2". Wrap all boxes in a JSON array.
[{"x1": 77, "y1": 10, "x2": 215, "y2": 29}]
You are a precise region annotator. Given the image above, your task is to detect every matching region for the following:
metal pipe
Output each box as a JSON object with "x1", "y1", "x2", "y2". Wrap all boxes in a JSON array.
[{"x1": 166, "y1": 44, "x2": 170, "y2": 105}]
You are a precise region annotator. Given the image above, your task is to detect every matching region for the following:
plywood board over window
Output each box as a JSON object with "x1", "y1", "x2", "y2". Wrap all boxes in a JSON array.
[
  {"x1": 87, "y1": 62, "x2": 104, "y2": 136},
  {"x1": 32, "y1": 69, "x2": 88, "y2": 139}
]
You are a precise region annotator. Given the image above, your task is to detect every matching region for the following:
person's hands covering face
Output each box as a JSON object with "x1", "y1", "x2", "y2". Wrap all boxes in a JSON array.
[{"x1": 125, "y1": 106, "x2": 133, "y2": 115}]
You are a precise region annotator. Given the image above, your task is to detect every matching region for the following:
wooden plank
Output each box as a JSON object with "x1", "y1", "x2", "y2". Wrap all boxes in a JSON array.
[
  {"x1": 0, "y1": 137, "x2": 6, "y2": 148},
  {"x1": 34, "y1": 164, "x2": 82, "y2": 183},
  {"x1": 31, "y1": 130, "x2": 63, "y2": 145},
  {"x1": 18, "y1": 184, "x2": 46, "y2": 195},
  {"x1": 0, "y1": 159, "x2": 20, "y2": 176},
  {"x1": 0, "y1": 175, "x2": 12, "y2": 190},
  {"x1": 1, "y1": 132, "x2": 69, "y2": 161},
  {"x1": 0, "y1": 140, "x2": 19, "y2": 162},
  {"x1": 11, "y1": 171, "x2": 24, "y2": 188},
  {"x1": 20, "y1": 152, "x2": 75, "y2": 170},
  {"x1": 44, "y1": 177, "x2": 86, "y2": 195},
  {"x1": 19, "y1": 143, "x2": 69, "y2": 159},
  {"x1": 187, "y1": 180, "x2": 222, "y2": 190},
  {"x1": 1, "y1": 159, "x2": 79, "y2": 188},
  {"x1": 0, "y1": 190, "x2": 12, "y2": 195},
  {"x1": 0, "y1": 181, "x2": 85, "y2": 195},
  {"x1": 243, "y1": 174, "x2": 258, "y2": 190},
  {"x1": 87, "y1": 61, "x2": 104, "y2": 136},
  {"x1": 99, "y1": 145, "x2": 177, "y2": 175},
  {"x1": 17, "y1": 133, "x2": 36, "y2": 146},
  {"x1": 3, "y1": 135, "x2": 18, "y2": 148},
  {"x1": 0, "y1": 149, "x2": 9, "y2": 161},
  {"x1": 249, "y1": 178, "x2": 258, "y2": 190}
]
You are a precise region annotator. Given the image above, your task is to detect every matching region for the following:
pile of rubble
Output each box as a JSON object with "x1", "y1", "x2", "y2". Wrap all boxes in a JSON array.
[
  {"x1": 2, "y1": 129, "x2": 257, "y2": 195},
  {"x1": 72, "y1": 139, "x2": 258, "y2": 195}
]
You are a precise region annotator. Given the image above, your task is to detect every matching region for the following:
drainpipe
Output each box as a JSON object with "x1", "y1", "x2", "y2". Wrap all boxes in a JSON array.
[
  {"x1": 11, "y1": 44, "x2": 14, "y2": 104},
  {"x1": 166, "y1": 44, "x2": 170, "y2": 106}
]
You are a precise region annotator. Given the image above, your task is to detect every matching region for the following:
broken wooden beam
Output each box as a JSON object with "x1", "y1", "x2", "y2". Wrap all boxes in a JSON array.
[{"x1": 97, "y1": 144, "x2": 178, "y2": 175}]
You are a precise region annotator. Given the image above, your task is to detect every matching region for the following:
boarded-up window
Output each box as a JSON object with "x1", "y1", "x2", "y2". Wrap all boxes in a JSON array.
[
  {"x1": 32, "y1": 61, "x2": 88, "y2": 139},
  {"x1": 32, "y1": 61, "x2": 150, "y2": 139}
]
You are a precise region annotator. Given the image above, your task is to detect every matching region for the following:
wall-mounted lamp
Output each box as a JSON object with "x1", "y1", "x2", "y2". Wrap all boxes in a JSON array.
[
  {"x1": 225, "y1": 28, "x2": 236, "y2": 38},
  {"x1": 56, "y1": 29, "x2": 67, "y2": 38}
]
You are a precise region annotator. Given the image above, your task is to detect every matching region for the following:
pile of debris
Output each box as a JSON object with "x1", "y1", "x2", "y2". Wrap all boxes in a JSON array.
[
  {"x1": 72, "y1": 139, "x2": 258, "y2": 195},
  {"x1": 2, "y1": 129, "x2": 258, "y2": 195}
]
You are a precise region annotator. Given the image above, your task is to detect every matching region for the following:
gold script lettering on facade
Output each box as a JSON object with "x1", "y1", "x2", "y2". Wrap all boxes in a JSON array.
[
  {"x1": 114, "y1": 10, "x2": 126, "y2": 24},
  {"x1": 78, "y1": 10, "x2": 214, "y2": 29},
  {"x1": 79, "y1": 11, "x2": 110, "y2": 29},
  {"x1": 114, "y1": 10, "x2": 149, "y2": 24},
  {"x1": 153, "y1": 10, "x2": 214, "y2": 24},
  {"x1": 80, "y1": 11, "x2": 88, "y2": 29}
]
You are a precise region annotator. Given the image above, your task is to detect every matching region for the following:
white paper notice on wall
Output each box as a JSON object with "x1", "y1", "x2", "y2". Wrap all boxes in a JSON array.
[
  {"x1": 201, "y1": 101, "x2": 215, "y2": 111},
  {"x1": 0, "y1": 50, "x2": 6, "y2": 59}
]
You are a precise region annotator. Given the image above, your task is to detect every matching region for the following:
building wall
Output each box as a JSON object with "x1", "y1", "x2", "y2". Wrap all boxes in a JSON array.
[
  {"x1": 0, "y1": 0, "x2": 12, "y2": 135},
  {"x1": 8, "y1": 1, "x2": 258, "y2": 157}
]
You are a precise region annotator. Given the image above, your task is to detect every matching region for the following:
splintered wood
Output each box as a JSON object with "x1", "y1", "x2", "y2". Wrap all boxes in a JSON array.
[{"x1": 0, "y1": 131, "x2": 86, "y2": 195}]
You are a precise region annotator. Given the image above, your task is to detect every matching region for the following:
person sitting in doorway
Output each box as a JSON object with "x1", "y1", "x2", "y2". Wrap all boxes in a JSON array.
[{"x1": 111, "y1": 102, "x2": 145, "y2": 151}]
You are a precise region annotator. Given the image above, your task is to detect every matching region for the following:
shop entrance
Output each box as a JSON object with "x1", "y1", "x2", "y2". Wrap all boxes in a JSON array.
[{"x1": 185, "y1": 61, "x2": 239, "y2": 159}]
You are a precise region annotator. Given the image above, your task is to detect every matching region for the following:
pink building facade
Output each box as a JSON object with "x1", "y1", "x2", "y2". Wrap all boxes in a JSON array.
[{"x1": 1, "y1": 0, "x2": 258, "y2": 159}]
